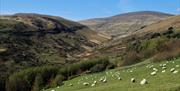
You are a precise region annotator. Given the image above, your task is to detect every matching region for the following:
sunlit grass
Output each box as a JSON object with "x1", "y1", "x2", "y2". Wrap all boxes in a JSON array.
[{"x1": 45, "y1": 58, "x2": 180, "y2": 91}]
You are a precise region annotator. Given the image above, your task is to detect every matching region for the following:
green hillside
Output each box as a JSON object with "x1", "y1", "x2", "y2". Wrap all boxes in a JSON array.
[{"x1": 45, "y1": 58, "x2": 180, "y2": 91}]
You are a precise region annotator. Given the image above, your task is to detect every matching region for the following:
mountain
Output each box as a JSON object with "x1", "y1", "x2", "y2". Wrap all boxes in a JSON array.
[
  {"x1": 134, "y1": 15, "x2": 180, "y2": 36},
  {"x1": 79, "y1": 11, "x2": 173, "y2": 39},
  {"x1": 0, "y1": 13, "x2": 110, "y2": 78},
  {"x1": 83, "y1": 15, "x2": 180, "y2": 60}
]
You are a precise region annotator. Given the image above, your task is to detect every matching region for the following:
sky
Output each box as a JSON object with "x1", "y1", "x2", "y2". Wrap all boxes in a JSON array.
[{"x1": 0, "y1": 0, "x2": 180, "y2": 21}]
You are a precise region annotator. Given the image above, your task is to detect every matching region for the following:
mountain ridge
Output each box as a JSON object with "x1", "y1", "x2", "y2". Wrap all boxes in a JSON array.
[{"x1": 79, "y1": 11, "x2": 173, "y2": 39}]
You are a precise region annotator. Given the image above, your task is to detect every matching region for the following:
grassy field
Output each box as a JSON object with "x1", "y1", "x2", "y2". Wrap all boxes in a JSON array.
[{"x1": 44, "y1": 58, "x2": 180, "y2": 91}]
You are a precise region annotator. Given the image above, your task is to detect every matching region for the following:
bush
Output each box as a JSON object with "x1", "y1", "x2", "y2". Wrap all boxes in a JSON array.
[
  {"x1": 0, "y1": 77, "x2": 6, "y2": 91},
  {"x1": 122, "y1": 51, "x2": 141, "y2": 66},
  {"x1": 50, "y1": 75, "x2": 65, "y2": 87},
  {"x1": 106, "y1": 63, "x2": 116, "y2": 69},
  {"x1": 6, "y1": 66, "x2": 59, "y2": 91},
  {"x1": 90, "y1": 64, "x2": 106, "y2": 73},
  {"x1": 153, "y1": 49, "x2": 180, "y2": 62},
  {"x1": 6, "y1": 74, "x2": 30, "y2": 91},
  {"x1": 32, "y1": 74, "x2": 43, "y2": 91},
  {"x1": 6, "y1": 58, "x2": 112, "y2": 91}
]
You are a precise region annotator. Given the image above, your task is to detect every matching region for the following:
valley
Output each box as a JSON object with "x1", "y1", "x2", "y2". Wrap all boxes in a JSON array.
[{"x1": 0, "y1": 11, "x2": 180, "y2": 91}]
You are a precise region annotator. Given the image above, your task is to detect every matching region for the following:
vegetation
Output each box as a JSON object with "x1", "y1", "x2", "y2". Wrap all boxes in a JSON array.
[
  {"x1": 45, "y1": 58, "x2": 180, "y2": 91},
  {"x1": 0, "y1": 15, "x2": 97, "y2": 91},
  {"x1": 0, "y1": 13, "x2": 180, "y2": 91},
  {"x1": 6, "y1": 58, "x2": 113, "y2": 91},
  {"x1": 123, "y1": 28, "x2": 180, "y2": 65}
]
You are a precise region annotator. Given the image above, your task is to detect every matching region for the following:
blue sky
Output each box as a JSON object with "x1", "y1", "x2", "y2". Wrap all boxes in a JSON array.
[{"x1": 0, "y1": 0, "x2": 180, "y2": 21}]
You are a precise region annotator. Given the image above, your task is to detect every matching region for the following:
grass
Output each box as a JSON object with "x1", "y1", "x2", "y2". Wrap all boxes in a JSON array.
[{"x1": 44, "y1": 58, "x2": 180, "y2": 91}]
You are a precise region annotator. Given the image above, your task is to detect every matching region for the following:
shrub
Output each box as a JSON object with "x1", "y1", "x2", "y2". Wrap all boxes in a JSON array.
[
  {"x1": 6, "y1": 66, "x2": 59, "y2": 91},
  {"x1": 106, "y1": 63, "x2": 116, "y2": 69},
  {"x1": 6, "y1": 74, "x2": 30, "y2": 91},
  {"x1": 50, "y1": 75, "x2": 65, "y2": 87},
  {"x1": 90, "y1": 64, "x2": 106, "y2": 73},
  {"x1": 122, "y1": 51, "x2": 141, "y2": 66},
  {"x1": 0, "y1": 77, "x2": 6, "y2": 91},
  {"x1": 32, "y1": 74, "x2": 43, "y2": 91},
  {"x1": 6, "y1": 58, "x2": 112, "y2": 91},
  {"x1": 153, "y1": 49, "x2": 180, "y2": 62}
]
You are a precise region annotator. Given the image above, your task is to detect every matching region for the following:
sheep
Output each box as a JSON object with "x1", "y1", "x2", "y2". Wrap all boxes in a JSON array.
[
  {"x1": 116, "y1": 72, "x2": 120, "y2": 75},
  {"x1": 112, "y1": 74, "x2": 114, "y2": 77},
  {"x1": 170, "y1": 68, "x2": 175, "y2": 72},
  {"x1": 162, "y1": 67, "x2": 166, "y2": 69},
  {"x1": 153, "y1": 68, "x2": 158, "y2": 72},
  {"x1": 162, "y1": 64, "x2": 166, "y2": 67},
  {"x1": 131, "y1": 78, "x2": 135, "y2": 83},
  {"x1": 140, "y1": 79, "x2": 148, "y2": 85},
  {"x1": 91, "y1": 83, "x2": 95, "y2": 87},
  {"x1": 162, "y1": 70, "x2": 166, "y2": 73},
  {"x1": 51, "y1": 89, "x2": 55, "y2": 91},
  {"x1": 150, "y1": 71, "x2": 156, "y2": 76},
  {"x1": 146, "y1": 65, "x2": 149, "y2": 68},
  {"x1": 99, "y1": 77, "x2": 104, "y2": 82},
  {"x1": 159, "y1": 64, "x2": 163, "y2": 67},
  {"x1": 130, "y1": 70, "x2": 133, "y2": 73},
  {"x1": 173, "y1": 70, "x2": 178, "y2": 74},
  {"x1": 83, "y1": 82, "x2": 89, "y2": 86},
  {"x1": 102, "y1": 78, "x2": 107, "y2": 83},
  {"x1": 93, "y1": 81, "x2": 97, "y2": 84},
  {"x1": 69, "y1": 84, "x2": 73, "y2": 86},
  {"x1": 176, "y1": 65, "x2": 179, "y2": 68},
  {"x1": 149, "y1": 65, "x2": 154, "y2": 69},
  {"x1": 118, "y1": 77, "x2": 122, "y2": 80},
  {"x1": 57, "y1": 86, "x2": 60, "y2": 88}
]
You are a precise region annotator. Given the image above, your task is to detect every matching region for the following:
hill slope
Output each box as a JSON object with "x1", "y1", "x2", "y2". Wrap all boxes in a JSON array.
[
  {"x1": 0, "y1": 13, "x2": 109, "y2": 81},
  {"x1": 134, "y1": 15, "x2": 180, "y2": 36},
  {"x1": 79, "y1": 11, "x2": 173, "y2": 38},
  {"x1": 81, "y1": 15, "x2": 180, "y2": 62},
  {"x1": 45, "y1": 58, "x2": 180, "y2": 91}
]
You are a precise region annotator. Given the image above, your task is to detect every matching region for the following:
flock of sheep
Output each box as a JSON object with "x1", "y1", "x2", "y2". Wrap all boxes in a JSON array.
[{"x1": 50, "y1": 60, "x2": 179, "y2": 91}]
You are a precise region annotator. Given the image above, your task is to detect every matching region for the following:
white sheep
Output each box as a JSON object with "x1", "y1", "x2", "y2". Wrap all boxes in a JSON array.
[
  {"x1": 131, "y1": 78, "x2": 135, "y2": 83},
  {"x1": 83, "y1": 82, "x2": 89, "y2": 86},
  {"x1": 99, "y1": 77, "x2": 104, "y2": 82},
  {"x1": 69, "y1": 84, "x2": 73, "y2": 86},
  {"x1": 91, "y1": 83, "x2": 95, "y2": 87},
  {"x1": 159, "y1": 64, "x2": 163, "y2": 67},
  {"x1": 162, "y1": 67, "x2": 166, "y2": 69},
  {"x1": 150, "y1": 71, "x2": 156, "y2": 76},
  {"x1": 51, "y1": 89, "x2": 55, "y2": 91},
  {"x1": 162, "y1": 64, "x2": 166, "y2": 67},
  {"x1": 149, "y1": 65, "x2": 154, "y2": 69},
  {"x1": 57, "y1": 86, "x2": 60, "y2": 88},
  {"x1": 140, "y1": 79, "x2": 148, "y2": 85},
  {"x1": 130, "y1": 70, "x2": 133, "y2": 73},
  {"x1": 153, "y1": 68, "x2": 158, "y2": 72},
  {"x1": 176, "y1": 65, "x2": 179, "y2": 68},
  {"x1": 118, "y1": 77, "x2": 122, "y2": 80},
  {"x1": 173, "y1": 70, "x2": 178, "y2": 74},
  {"x1": 170, "y1": 68, "x2": 175, "y2": 72},
  {"x1": 161, "y1": 70, "x2": 166, "y2": 73},
  {"x1": 93, "y1": 81, "x2": 97, "y2": 84},
  {"x1": 102, "y1": 78, "x2": 107, "y2": 83}
]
